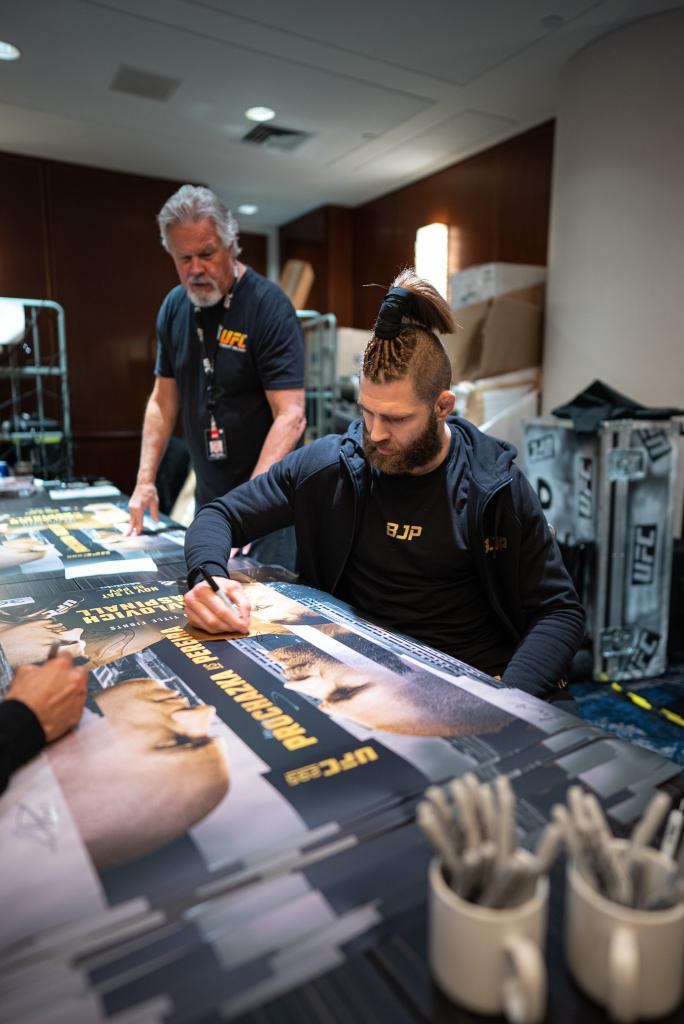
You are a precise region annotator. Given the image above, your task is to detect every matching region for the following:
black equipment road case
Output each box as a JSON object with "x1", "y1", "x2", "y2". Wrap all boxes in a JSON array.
[{"x1": 523, "y1": 417, "x2": 681, "y2": 682}]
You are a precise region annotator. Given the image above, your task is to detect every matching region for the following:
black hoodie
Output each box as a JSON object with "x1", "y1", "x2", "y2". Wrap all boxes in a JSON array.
[{"x1": 185, "y1": 417, "x2": 585, "y2": 701}]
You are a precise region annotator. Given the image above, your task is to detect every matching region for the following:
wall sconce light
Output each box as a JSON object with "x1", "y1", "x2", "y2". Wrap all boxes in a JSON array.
[{"x1": 414, "y1": 223, "x2": 448, "y2": 299}]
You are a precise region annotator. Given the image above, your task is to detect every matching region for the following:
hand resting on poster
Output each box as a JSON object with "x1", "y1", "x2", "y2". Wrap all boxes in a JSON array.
[
  {"x1": 128, "y1": 481, "x2": 161, "y2": 534},
  {"x1": 0, "y1": 652, "x2": 87, "y2": 794},
  {"x1": 5, "y1": 652, "x2": 87, "y2": 742}
]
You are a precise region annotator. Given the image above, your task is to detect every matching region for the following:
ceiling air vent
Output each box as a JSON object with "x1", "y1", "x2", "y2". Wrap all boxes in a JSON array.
[
  {"x1": 241, "y1": 124, "x2": 311, "y2": 152},
  {"x1": 109, "y1": 65, "x2": 181, "y2": 102}
]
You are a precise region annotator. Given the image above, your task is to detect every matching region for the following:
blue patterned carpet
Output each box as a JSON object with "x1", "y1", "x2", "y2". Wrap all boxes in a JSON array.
[{"x1": 570, "y1": 660, "x2": 684, "y2": 767}]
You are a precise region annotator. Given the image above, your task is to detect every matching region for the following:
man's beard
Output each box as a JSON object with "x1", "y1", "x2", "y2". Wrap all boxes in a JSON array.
[
  {"x1": 363, "y1": 409, "x2": 444, "y2": 475},
  {"x1": 185, "y1": 277, "x2": 223, "y2": 307}
]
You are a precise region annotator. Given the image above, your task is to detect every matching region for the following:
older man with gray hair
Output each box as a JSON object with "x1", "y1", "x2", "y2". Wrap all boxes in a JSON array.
[{"x1": 129, "y1": 185, "x2": 305, "y2": 569}]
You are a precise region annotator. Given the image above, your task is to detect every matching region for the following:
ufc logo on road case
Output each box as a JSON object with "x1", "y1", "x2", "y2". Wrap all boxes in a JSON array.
[
  {"x1": 638, "y1": 429, "x2": 670, "y2": 462},
  {"x1": 632, "y1": 524, "x2": 657, "y2": 585},
  {"x1": 387, "y1": 523, "x2": 422, "y2": 541}
]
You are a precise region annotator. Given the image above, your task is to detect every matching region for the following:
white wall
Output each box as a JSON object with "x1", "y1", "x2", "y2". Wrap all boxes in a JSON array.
[{"x1": 543, "y1": 9, "x2": 684, "y2": 413}]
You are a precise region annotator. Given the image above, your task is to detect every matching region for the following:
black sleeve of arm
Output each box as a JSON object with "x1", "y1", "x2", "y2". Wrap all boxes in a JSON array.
[
  {"x1": 184, "y1": 452, "x2": 298, "y2": 584},
  {"x1": 0, "y1": 699, "x2": 46, "y2": 796},
  {"x1": 154, "y1": 293, "x2": 176, "y2": 378},
  {"x1": 252, "y1": 293, "x2": 305, "y2": 390},
  {"x1": 502, "y1": 474, "x2": 586, "y2": 699}
]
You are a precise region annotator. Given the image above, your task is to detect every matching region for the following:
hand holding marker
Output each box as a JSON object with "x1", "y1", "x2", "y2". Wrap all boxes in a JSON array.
[
  {"x1": 199, "y1": 566, "x2": 237, "y2": 612},
  {"x1": 198, "y1": 566, "x2": 250, "y2": 630}
]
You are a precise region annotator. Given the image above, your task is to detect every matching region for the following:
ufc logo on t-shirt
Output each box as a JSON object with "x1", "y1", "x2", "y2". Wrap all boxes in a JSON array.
[
  {"x1": 219, "y1": 329, "x2": 248, "y2": 350},
  {"x1": 387, "y1": 522, "x2": 422, "y2": 541}
]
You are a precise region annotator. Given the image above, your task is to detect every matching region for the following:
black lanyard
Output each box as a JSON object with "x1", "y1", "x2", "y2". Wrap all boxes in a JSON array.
[{"x1": 194, "y1": 263, "x2": 239, "y2": 428}]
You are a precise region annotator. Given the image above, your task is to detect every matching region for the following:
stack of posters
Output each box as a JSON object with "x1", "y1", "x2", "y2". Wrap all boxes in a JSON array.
[
  {"x1": 0, "y1": 498, "x2": 185, "y2": 582},
  {"x1": 1, "y1": 570, "x2": 681, "y2": 1022}
]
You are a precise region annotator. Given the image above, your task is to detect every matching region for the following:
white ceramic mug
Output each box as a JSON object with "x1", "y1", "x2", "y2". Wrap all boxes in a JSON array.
[
  {"x1": 565, "y1": 840, "x2": 684, "y2": 1022},
  {"x1": 428, "y1": 854, "x2": 548, "y2": 1024}
]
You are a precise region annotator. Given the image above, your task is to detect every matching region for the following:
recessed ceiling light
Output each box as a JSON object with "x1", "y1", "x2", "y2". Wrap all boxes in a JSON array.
[
  {"x1": 245, "y1": 106, "x2": 275, "y2": 123},
  {"x1": 0, "y1": 40, "x2": 21, "y2": 61},
  {"x1": 237, "y1": 204, "x2": 259, "y2": 216}
]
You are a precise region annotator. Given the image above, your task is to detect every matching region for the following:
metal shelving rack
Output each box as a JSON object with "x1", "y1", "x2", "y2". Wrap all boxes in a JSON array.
[
  {"x1": 297, "y1": 310, "x2": 337, "y2": 442},
  {"x1": 0, "y1": 298, "x2": 74, "y2": 478}
]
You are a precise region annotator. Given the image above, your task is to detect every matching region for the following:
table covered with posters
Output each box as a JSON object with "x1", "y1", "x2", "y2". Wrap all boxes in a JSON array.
[{"x1": 0, "y1": 482, "x2": 682, "y2": 1024}]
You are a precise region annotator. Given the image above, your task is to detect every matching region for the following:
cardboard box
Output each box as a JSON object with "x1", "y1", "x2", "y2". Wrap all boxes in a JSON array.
[
  {"x1": 440, "y1": 282, "x2": 545, "y2": 383},
  {"x1": 440, "y1": 303, "x2": 487, "y2": 381},
  {"x1": 336, "y1": 326, "x2": 369, "y2": 378},
  {"x1": 480, "y1": 388, "x2": 540, "y2": 456},
  {"x1": 279, "y1": 259, "x2": 315, "y2": 311},
  {"x1": 453, "y1": 367, "x2": 540, "y2": 427},
  {"x1": 478, "y1": 285, "x2": 544, "y2": 378},
  {"x1": 449, "y1": 262, "x2": 546, "y2": 309}
]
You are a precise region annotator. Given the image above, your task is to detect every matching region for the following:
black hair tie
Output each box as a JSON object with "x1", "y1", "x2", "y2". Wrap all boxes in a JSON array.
[{"x1": 372, "y1": 287, "x2": 414, "y2": 339}]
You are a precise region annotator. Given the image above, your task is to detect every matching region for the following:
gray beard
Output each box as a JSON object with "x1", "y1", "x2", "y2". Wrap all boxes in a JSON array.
[{"x1": 185, "y1": 282, "x2": 223, "y2": 307}]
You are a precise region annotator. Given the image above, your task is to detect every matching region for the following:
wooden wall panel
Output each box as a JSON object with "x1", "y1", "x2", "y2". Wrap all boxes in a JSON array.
[
  {"x1": 492, "y1": 126, "x2": 554, "y2": 264},
  {"x1": 72, "y1": 435, "x2": 142, "y2": 493},
  {"x1": 0, "y1": 154, "x2": 53, "y2": 451},
  {"x1": 239, "y1": 232, "x2": 267, "y2": 277},
  {"x1": 0, "y1": 153, "x2": 50, "y2": 299},
  {"x1": 351, "y1": 190, "x2": 403, "y2": 330},
  {"x1": 326, "y1": 206, "x2": 354, "y2": 326},
  {"x1": 279, "y1": 208, "x2": 328, "y2": 315}
]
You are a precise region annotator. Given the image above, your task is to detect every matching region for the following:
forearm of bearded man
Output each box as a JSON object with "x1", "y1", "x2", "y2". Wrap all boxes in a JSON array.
[{"x1": 250, "y1": 388, "x2": 306, "y2": 478}]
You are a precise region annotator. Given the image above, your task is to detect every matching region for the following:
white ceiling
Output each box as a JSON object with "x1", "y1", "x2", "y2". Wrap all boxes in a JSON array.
[{"x1": 0, "y1": 0, "x2": 680, "y2": 230}]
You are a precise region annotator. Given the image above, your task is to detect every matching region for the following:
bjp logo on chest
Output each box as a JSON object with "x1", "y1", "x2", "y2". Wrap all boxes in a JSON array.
[{"x1": 387, "y1": 522, "x2": 422, "y2": 542}]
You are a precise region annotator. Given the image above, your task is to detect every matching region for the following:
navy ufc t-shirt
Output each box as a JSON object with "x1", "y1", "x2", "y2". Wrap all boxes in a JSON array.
[{"x1": 155, "y1": 268, "x2": 304, "y2": 507}]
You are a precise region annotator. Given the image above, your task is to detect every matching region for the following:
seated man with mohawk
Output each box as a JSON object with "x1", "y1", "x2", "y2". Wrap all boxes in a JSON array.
[{"x1": 183, "y1": 269, "x2": 584, "y2": 707}]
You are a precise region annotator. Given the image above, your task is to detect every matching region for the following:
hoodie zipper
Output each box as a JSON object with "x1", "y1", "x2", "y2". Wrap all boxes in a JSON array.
[
  {"x1": 478, "y1": 476, "x2": 519, "y2": 639},
  {"x1": 332, "y1": 444, "x2": 362, "y2": 592}
]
